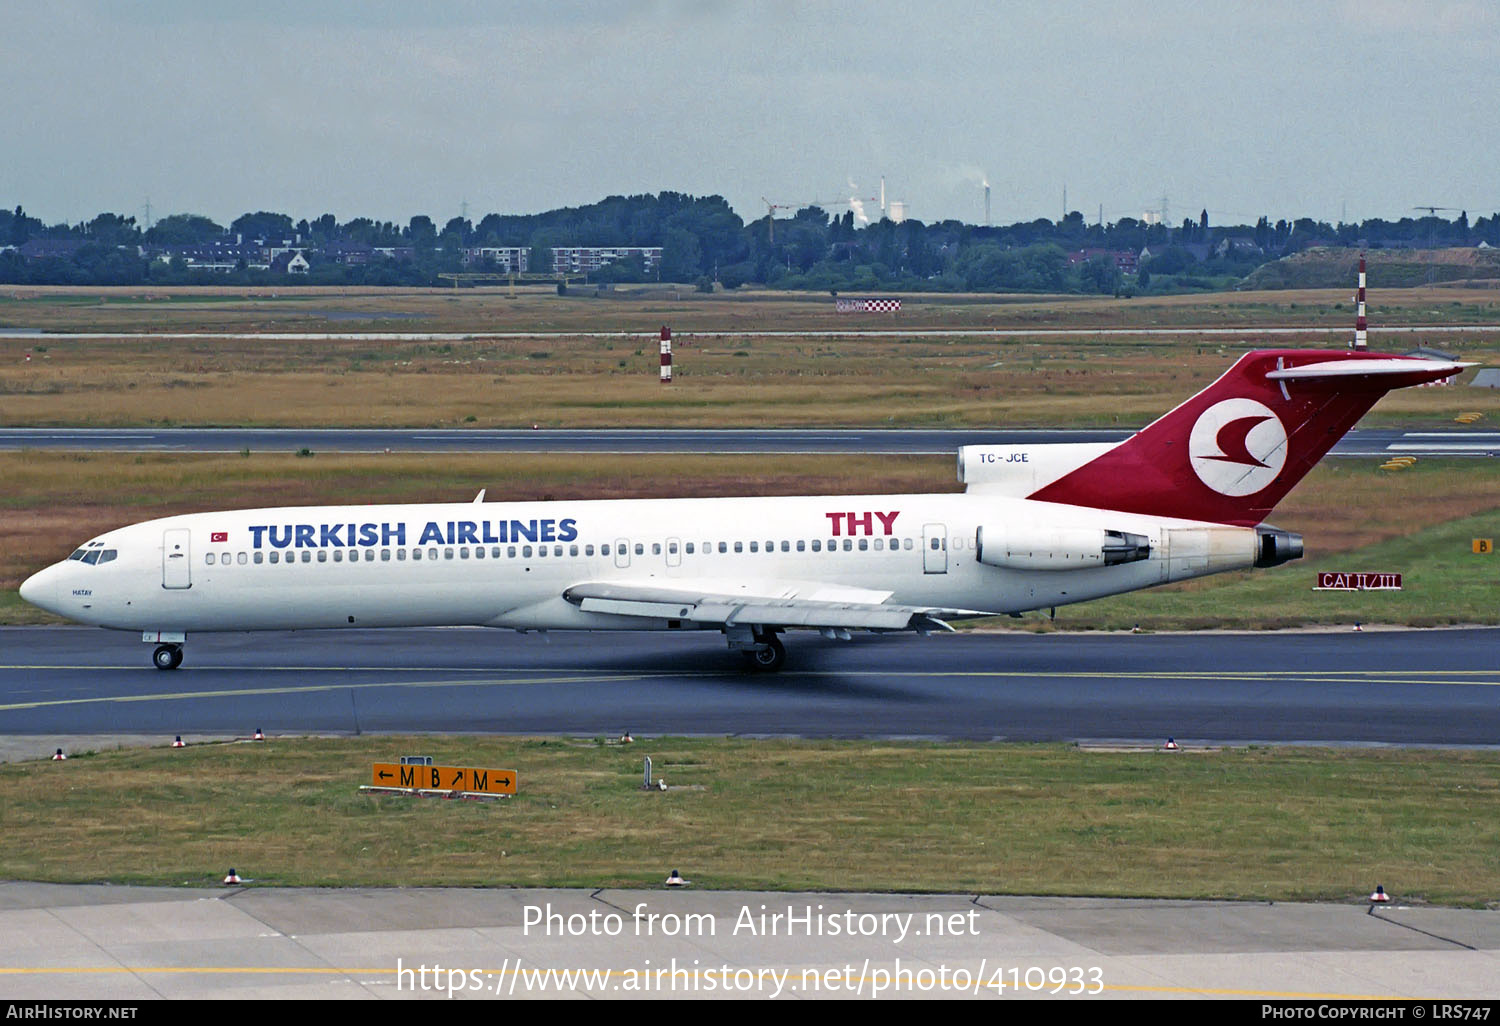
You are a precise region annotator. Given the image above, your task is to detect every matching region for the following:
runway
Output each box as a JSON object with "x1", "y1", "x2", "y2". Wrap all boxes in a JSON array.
[
  {"x1": 1, "y1": 426, "x2": 1497, "y2": 456},
  {"x1": 3, "y1": 626, "x2": 1497, "y2": 747}
]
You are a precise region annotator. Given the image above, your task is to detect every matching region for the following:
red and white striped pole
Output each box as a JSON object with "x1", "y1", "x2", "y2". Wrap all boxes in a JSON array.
[
  {"x1": 1352, "y1": 253, "x2": 1368, "y2": 350},
  {"x1": 659, "y1": 325, "x2": 672, "y2": 384}
]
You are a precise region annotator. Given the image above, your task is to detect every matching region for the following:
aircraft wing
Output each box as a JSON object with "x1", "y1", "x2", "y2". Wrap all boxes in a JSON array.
[{"x1": 562, "y1": 579, "x2": 958, "y2": 631}]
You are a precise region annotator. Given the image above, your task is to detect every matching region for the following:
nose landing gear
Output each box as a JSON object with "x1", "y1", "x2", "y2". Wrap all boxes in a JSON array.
[{"x1": 152, "y1": 644, "x2": 184, "y2": 671}]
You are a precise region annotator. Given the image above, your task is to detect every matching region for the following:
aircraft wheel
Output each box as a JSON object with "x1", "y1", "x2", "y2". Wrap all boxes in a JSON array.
[
  {"x1": 153, "y1": 645, "x2": 183, "y2": 671},
  {"x1": 744, "y1": 635, "x2": 786, "y2": 673}
]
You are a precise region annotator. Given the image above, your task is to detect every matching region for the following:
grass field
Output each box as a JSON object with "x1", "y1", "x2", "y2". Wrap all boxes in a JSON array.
[
  {"x1": 6, "y1": 281, "x2": 1500, "y2": 333},
  {"x1": 2, "y1": 737, "x2": 1496, "y2": 905},
  {"x1": 1, "y1": 284, "x2": 1497, "y2": 429}
]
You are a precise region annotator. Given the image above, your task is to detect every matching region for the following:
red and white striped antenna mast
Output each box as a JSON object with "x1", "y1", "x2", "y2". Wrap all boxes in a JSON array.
[{"x1": 1351, "y1": 252, "x2": 1368, "y2": 350}]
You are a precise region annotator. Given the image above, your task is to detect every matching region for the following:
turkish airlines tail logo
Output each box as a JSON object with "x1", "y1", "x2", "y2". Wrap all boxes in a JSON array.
[
  {"x1": 1202, "y1": 415, "x2": 1274, "y2": 468},
  {"x1": 1188, "y1": 399, "x2": 1287, "y2": 496}
]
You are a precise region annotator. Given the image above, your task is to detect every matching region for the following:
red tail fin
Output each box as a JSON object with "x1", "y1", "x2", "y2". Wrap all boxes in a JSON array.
[{"x1": 1027, "y1": 349, "x2": 1468, "y2": 526}]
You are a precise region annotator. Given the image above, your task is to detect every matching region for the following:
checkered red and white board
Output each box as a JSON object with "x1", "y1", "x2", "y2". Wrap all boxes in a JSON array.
[{"x1": 835, "y1": 298, "x2": 901, "y2": 313}]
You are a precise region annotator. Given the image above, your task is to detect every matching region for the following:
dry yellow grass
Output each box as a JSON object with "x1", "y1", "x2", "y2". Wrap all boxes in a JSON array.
[
  {"x1": 6, "y1": 281, "x2": 1500, "y2": 332},
  {"x1": 3, "y1": 330, "x2": 1495, "y2": 428}
]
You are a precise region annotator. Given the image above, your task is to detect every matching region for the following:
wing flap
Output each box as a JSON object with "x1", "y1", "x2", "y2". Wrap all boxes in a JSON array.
[{"x1": 567, "y1": 579, "x2": 922, "y2": 630}]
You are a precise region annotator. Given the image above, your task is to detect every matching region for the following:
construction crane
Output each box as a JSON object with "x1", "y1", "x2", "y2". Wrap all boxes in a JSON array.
[
  {"x1": 761, "y1": 197, "x2": 805, "y2": 242},
  {"x1": 760, "y1": 196, "x2": 876, "y2": 242}
]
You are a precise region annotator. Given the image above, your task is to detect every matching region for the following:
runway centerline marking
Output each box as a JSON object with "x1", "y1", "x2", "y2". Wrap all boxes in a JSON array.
[
  {"x1": 0, "y1": 673, "x2": 662, "y2": 712},
  {"x1": 1, "y1": 668, "x2": 1496, "y2": 713}
]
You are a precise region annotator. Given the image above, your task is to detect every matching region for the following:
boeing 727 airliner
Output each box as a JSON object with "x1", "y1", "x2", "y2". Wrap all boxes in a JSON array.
[{"x1": 19, "y1": 348, "x2": 1469, "y2": 671}]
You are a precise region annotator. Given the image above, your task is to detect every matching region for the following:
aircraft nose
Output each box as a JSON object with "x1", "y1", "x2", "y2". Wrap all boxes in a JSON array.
[{"x1": 19, "y1": 564, "x2": 61, "y2": 614}]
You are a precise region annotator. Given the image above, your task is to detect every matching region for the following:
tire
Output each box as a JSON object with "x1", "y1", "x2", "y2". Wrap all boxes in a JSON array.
[
  {"x1": 153, "y1": 645, "x2": 182, "y2": 671},
  {"x1": 745, "y1": 635, "x2": 786, "y2": 673}
]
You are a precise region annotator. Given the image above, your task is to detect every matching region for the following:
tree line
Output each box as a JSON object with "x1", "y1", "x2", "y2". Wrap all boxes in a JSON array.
[{"x1": 3, "y1": 195, "x2": 1497, "y2": 294}]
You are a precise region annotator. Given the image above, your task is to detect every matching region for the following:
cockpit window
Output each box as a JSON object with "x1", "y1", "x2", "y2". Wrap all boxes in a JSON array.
[{"x1": 70, "y1": 545, "x2": 117, "y2": 566}]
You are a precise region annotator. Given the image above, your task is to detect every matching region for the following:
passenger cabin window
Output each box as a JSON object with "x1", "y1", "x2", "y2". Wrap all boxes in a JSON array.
[{"x1": 205, "y1": 553, "x2": 215, "y2": 565}]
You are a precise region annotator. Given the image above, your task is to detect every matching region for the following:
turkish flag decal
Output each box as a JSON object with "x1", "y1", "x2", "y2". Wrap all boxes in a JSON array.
[{"x1": 210, "y1": 531, "x2": 228, "y2": 543}]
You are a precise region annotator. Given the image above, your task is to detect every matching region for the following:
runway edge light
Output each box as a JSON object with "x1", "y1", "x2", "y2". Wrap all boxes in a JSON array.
[
  {"x1": 1369, "y1": 885, "x2": 1391, "y2": 904},
  {"x1": 224, "y1": 868, "x2": 241, "y2": 885},
  {"x1": 665, "y1": 869, "x2": 689, "y2": 888},
  {"x1": 51, "y1": 748, "x2": 65, "y2": 761},
  {"x1": 172, "y1": 735, "x2": 185, "y2": 748},
  {"x1": 1162, "y1": 738, "x2": 1179, "y2": 751}
]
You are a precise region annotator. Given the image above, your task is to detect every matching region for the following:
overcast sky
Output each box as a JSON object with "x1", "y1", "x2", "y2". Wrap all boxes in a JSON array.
[{"x1": 4, "y1": 1, "x2": 1498, "y2": 230}]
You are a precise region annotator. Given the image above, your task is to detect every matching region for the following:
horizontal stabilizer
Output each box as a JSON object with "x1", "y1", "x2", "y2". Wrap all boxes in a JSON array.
[{"x1": 1266, "y1": 358, "x2": 1473, "y2": 382}]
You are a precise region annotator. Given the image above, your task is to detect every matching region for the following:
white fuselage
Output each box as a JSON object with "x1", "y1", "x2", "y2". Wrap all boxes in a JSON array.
[{"x1": 21, "y1": 491, "x2": 1259, "y2": 635}]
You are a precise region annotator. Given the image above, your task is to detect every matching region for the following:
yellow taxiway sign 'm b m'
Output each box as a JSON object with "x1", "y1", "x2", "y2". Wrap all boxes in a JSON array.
[{"x1": 372, "y1": 762, "x2": 517, "y2": 795}]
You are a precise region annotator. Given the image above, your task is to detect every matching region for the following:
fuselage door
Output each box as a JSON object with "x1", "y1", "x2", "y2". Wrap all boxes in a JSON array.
[
  {"x1": 162, "y1": 528, "x2": 192, "y2": 589},
  {"x1": 922, "y1": 523, "x2": 948, "y2": 574},
  {"x1": 614, "y1": 538, "x2": 630, "y2": 569}
]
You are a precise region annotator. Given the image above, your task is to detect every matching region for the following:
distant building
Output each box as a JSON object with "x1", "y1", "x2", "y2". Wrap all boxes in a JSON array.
[
  {"x1": 270, "y1": 250, "x2": 309, "y2": 274},
  {"x1": 463, "y1": 246, "x2": 529, "y2": 272},
  {"x1": 1066, "y1": 248, "x2": 1139, "y2": 275},
  {"x1": 550, "y1": 246, "x2": 662, "y2": 275},
  {"x1": 321, "y1": 242, "x2": 374, "y2": 266},
  {"x1": 157, "y1": 242, "x2": 261, "y2": 273},
  {"x1": 1215, "y1": 237, "x2": 1264, "y2": 259}
]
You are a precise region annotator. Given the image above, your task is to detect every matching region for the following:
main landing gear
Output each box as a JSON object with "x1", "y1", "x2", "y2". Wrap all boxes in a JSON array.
[
  {"x1": 744, "y1": 635, "x2": 786, "y2": 673},
  {"x1": 726, "y1": 626, "x2": 786, "y2": 673},
  {"x1": 152, "y1": 644, "x2": 183, "y2": 671}
]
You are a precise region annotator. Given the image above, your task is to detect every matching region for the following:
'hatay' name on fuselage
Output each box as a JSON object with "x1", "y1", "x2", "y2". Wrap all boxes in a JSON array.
[{"x1": 245, "y1": 518, "x2": 580, "y2": 550}]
